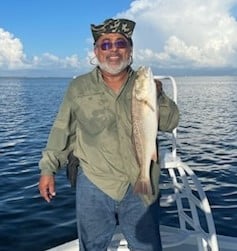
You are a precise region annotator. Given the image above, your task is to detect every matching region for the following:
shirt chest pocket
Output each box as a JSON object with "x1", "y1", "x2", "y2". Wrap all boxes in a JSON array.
[{"x1": 74, "y1": 93, "x2": 116, "y2": 135}]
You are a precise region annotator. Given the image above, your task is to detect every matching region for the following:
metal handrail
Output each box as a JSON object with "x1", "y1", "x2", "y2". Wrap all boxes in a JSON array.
[{"x1": 156, "y1": 75, "x2": 219, "y2": 251}]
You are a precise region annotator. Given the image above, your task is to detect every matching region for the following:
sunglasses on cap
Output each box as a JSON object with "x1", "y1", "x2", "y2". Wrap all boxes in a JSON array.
[{"x1": 96, "y1": 39, "x2": 129, "y2": 51}]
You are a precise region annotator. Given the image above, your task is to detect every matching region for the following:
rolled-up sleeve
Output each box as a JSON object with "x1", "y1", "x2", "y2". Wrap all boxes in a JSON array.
[{"x1": 158, "y1": 91, "x2": 179, "y2": 132}]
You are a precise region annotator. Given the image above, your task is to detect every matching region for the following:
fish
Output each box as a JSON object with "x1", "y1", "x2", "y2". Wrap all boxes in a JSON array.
[{"x1": 132, "y1": 66, "x2": 158, "y2": 195}]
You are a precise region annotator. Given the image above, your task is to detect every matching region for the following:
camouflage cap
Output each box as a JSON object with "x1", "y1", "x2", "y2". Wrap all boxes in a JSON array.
[{"x1": 91, "y1": 18, "x2": 136, "y2": 43}]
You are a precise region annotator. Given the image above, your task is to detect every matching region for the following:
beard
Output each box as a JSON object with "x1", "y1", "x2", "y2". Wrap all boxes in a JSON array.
[{"x1": 98, "y1": 56, "x2": 131, "y2": 75}]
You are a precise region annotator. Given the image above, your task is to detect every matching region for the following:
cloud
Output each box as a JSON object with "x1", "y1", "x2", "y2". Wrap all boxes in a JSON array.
[
  {"x1": 117, "y1": 0, "x2": 237, "y2": 70},
  {"x1": 32, "y1": 53, "x2": 80, "y2": 69},
  {"x1": 0, "y1": 28, "x2": 26, "y2": 69},
  {"x1": 0, "y1": 27, "x2": 82, "y2": 76}
]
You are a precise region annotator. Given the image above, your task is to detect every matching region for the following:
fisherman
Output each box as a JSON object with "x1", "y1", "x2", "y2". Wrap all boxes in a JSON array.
[{"x1": 38, "y1": 18, "x2": 179, "y2": 251}]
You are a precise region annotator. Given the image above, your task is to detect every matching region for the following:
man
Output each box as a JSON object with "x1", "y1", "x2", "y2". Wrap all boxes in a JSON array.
[{"x1": 39, "y1": 18, "x2": 179, "y2": 251}]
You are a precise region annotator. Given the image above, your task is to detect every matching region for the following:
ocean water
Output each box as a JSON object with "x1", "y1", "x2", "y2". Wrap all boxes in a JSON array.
[{"x1": 0, "y1": 76, "x2": 236, "y2": 251}]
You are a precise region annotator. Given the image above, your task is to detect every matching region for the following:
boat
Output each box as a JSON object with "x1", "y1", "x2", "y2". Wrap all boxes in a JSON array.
[{"x1": 46, "y1": 76, "x2": 237, "y2": 251}]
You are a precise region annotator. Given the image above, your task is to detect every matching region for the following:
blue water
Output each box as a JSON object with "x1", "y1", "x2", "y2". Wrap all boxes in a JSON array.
[{"x1": 0, "y1": 76, "x2": 237, "y2": 251}]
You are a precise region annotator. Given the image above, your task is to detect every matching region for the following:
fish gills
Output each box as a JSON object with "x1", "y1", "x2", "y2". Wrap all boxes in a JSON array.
[{"x1": 132, "y1": 66, "x2": 158, "y2": 195}]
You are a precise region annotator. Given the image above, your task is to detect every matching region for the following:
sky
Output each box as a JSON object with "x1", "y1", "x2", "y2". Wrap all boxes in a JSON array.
[{"x1": 1, "y1": 0, "x2": 237, "y2": 77}]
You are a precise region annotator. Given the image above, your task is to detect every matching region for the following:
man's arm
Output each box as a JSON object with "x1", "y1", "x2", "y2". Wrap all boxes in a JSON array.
[
  {"x1": 155, "y1": 79, "x2": 179, "y2": 132},
  {"x1": 38, "y1": 84, "x2": 76, "y2": 201}
]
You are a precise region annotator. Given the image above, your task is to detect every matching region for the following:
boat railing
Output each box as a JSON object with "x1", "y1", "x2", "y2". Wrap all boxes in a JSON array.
[{"x1": 155, "y1": 75, "x2": 219, "y2": 251}]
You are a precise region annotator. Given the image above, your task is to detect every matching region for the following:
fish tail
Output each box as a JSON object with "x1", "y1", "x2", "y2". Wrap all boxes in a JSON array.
[{"x1": 134, "y1": 176, "x2": 153, "y2": 195}]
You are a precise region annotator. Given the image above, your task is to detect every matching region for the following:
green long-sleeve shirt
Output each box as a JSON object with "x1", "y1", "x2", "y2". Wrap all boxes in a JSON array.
[{"x1": 39, "y1": 66, "x2": 179, "y2": 205}]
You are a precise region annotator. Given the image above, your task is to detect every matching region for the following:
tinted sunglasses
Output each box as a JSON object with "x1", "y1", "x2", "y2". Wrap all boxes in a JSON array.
[{"x1": 97, "y1": 39, "x2": 128, "y2": 51}]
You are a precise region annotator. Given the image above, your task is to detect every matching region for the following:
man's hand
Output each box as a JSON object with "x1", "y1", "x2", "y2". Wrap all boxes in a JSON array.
[{"x1": 39, "y1": 175, "x2": 56, "y2": 203}]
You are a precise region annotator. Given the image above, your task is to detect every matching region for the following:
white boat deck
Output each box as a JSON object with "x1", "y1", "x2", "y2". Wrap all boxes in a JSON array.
[{"x1": 46, "y1": 226, "x2": 237, "y2": 251}]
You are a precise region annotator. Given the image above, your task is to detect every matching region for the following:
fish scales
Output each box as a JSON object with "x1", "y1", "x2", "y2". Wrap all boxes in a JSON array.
[{"x1": 132, "y1": 66, "x2": 158, "y2": 195}]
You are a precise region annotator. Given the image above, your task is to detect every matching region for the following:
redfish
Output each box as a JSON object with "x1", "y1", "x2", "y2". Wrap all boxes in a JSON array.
[{"x1": 132, "y1": 66, "x2": 158, "y2": 195}]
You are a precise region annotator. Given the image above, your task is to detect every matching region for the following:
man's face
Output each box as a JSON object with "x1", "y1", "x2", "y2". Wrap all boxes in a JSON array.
[{"x1": 94, "y1": 33, "x2": 132, "y2": 75}]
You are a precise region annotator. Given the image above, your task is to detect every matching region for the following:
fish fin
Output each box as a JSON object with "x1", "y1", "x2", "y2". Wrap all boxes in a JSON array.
[
  {"x1": 143, "y1": 99, "x2": 155, "y2": 111},
  {"x1": 134, "y1": 176, "x2": 153, "y2": 195}
]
